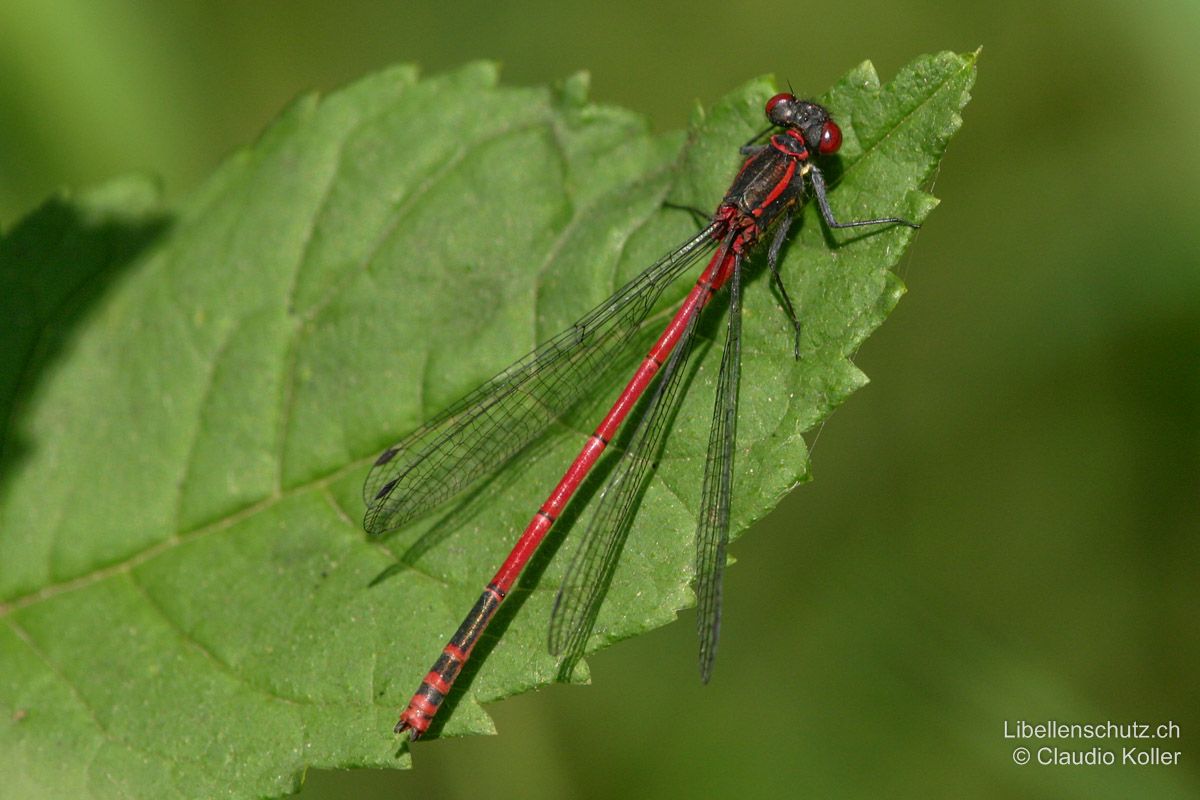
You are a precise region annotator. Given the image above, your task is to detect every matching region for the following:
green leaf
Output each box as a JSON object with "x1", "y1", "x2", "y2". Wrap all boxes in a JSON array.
[{"x1": 0, "y1": 53, "x2": 975, "y2": 797}]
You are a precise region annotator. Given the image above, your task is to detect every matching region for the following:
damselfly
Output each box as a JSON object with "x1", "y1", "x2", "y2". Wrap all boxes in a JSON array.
[{"x1": 364, "y1": 92, "x2": 919, "y2": 740}]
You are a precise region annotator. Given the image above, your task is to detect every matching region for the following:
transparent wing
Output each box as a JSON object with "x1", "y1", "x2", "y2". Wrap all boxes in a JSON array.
[
  {"x1": 547, "y1": 259, "x2": 719, "y2": 659},
  {"x1": 695, "y1": 260, "x2": 742, "y2": 682},
  {"x1": 363, "y1": 221, "x2": 721, "y2": 535}
]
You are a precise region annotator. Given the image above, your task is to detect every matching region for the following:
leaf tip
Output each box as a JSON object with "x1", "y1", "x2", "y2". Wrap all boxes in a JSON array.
[
  {"x1": 557, "y1": 71, "x2": 592, "y2": 108},
  {"x1": 469, "y1": 60, "x2": 504, "y2": 86},
  {"x1": 846, "y1": 60, "x2": 883, "y2": 94}
]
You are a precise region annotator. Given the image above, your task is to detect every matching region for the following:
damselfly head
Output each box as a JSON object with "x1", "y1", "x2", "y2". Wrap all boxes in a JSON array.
[{"x1": 764, "y1": 93, "x2": 842, "y2": 157}]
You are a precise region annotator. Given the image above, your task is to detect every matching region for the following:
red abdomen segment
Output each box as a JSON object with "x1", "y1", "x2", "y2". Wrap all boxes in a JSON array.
[
  {"x1": 395, "y1": 223, "x2": 753, "y2": 740},
  {"x1": 395, "y1": 585, "x2": 503, "y2": 737}
]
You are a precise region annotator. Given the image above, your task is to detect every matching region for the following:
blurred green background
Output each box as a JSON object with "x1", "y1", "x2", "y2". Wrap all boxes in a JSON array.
[{"x1": 3, "y1": 1, "x2": 1196, "y2": 798}]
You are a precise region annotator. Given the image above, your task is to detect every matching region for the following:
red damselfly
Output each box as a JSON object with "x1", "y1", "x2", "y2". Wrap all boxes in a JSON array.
[{"x1": 364, "y1": 92, "x2": 919, "y2": 740}]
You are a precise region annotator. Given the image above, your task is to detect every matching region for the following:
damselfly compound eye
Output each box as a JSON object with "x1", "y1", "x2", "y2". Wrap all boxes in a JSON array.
[
  {"x1": 765, "y1": 92, "x2": 795, "y2": 117},
  {"x1": 818, "y1": 120, "x2": 842, "y2": 155}
]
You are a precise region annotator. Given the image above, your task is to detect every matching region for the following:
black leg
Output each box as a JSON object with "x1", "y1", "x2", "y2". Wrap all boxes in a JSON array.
[
  {"x1": 766, "y1": 212, "x2": 803, "y2": 360},
  {"x1": 662, "y1": 201, "x2": 710, "y2": 229},
  {"x1": 740, "y1": 123, "x2": 775, "y2": 151},
  {"x1": 808, "y1": 165, "x2": 920, "y2": 230}
]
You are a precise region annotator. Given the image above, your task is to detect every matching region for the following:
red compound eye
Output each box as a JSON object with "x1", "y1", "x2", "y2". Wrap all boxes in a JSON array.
[
  {"x1": 765, "y1": 92, "x2": 795, "y2": 116},
  {"x1": 818, "y1": 120, "x2": 842, "y2": 155}
]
